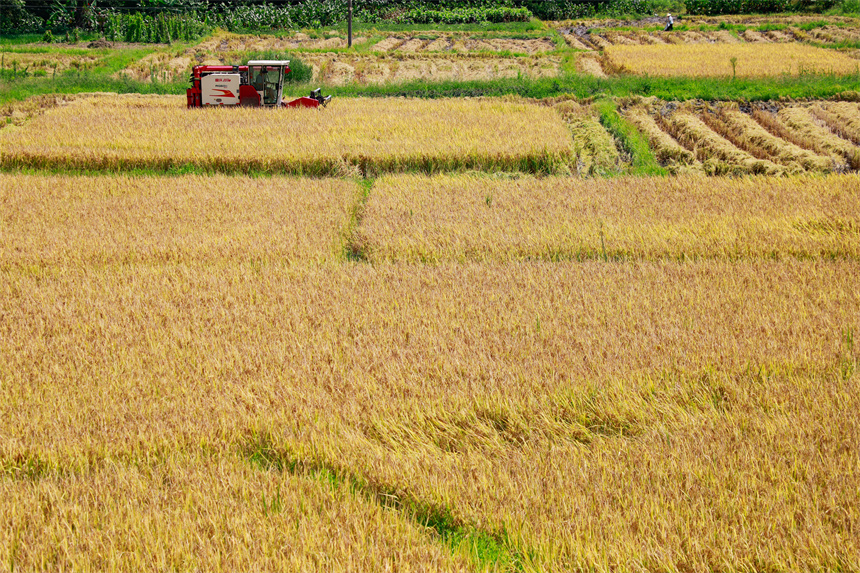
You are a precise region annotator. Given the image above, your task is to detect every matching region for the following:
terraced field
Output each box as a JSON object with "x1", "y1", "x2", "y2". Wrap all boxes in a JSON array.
[
  {"x1": 116, "y1": 31, "x2": 564, "y2": 84},
  {"x1": 5, "y1": 94, "x2": 860, "y2": 177},
  {"x1": 0, "y1": 95, "x2": 573, "y2": 174},
  {"x1": 1, "y1": 164, "x2": 857, "y2": 571},
  {"x1": 1, "y1": 16, "x2": 859, "y2": 570}
]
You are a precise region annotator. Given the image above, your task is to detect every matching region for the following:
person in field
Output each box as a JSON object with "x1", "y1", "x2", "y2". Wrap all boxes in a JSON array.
[{"x1": 665, "y1": 13, "x2": 674, "y2": 31}]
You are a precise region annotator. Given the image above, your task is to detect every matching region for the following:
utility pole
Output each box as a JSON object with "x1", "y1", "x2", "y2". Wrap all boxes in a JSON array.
[{"x1": 348, "y1": 0, "x2": 353, "y2": 48}]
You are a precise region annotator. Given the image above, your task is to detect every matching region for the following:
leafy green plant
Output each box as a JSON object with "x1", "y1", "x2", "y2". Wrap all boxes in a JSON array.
[{"x1": 685, "y1": 0, "x2": 790, "y2": 14}]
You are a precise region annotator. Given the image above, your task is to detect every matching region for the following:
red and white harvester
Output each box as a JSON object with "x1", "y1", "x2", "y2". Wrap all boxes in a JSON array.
[{"x1": 187, "y1": 60, "x2": 332, "y2": 108}]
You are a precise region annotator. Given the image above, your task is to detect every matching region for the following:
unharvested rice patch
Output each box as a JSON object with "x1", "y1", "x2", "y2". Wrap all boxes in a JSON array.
[
  {"x1": 396, "y1": 38, "x2": 427, "y2": 52},
  {"x1": 0, "y1": 95, "x2": 574, "y2": 174},
  {"x1": 576, "y1": 52, "x2": 607, "y2": 77},
  {"x1": 2, "y1": 257, "x2": 858, "y2": 571},
  {"x1": 604, "y1": 43, "x2": 860, "y2": 77},
  {"x1": 0, "y1": 453, "x2": 470, "y2": 572},
  {"x1": 0, "y1": 174, "x2": 359, "y2": 266},
  {"x1": 372, "y1": 36, "x2": 406, "y2": 52},
  {"x1": 358, "y1": 174, "x2": 860, "y2": 262}
]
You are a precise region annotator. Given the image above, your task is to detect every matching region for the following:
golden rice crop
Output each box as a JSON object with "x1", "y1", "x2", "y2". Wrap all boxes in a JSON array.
[
  {"x1": 623, "y1": 107, "x2": 697, "y2": 165},
  {"x1": 0, "y1": 452, "x2": 469, "y2": 571},
  {"x1": 604, "y1": 43, "x2": 860, "y2": 77},
  {"x1": 356, "y1": 173, "x2": 860, "y2": 262},
  {"x1": 554, "y1": 101, "x2": 620, "y2": 175},
  {"x1": 812, "y1": 101, "x2": 860, "y2": 145},
  {"x1": 1, "y1": 261, "x2": 857, "y2": 571},
  {"x1": 776, "y1": 105, "x2": 860, "y2": 168},
  {"x1": 702, "y1": 107, "x2": 834, "y2": 172},
  {"x1": 0, "y1": 95, "x2": 574, "y2": 175},
  {"x1": 0, "y1": 174, "x2": 359, "y2": 266},
  {"x1": 662, "y1": 111, "x2": 783, "y2": 174}
]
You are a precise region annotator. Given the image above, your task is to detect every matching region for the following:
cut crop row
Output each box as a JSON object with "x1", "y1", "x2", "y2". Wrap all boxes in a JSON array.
[{"x1": 620, "y1": 99, "x2": 860, "y2": 174}]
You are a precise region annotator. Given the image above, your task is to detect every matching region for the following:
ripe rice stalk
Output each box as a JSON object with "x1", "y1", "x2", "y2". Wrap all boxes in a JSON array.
[
  {"x1": 575, "y1": 52, "x2": 608, "y2": 77},
  {"x1": 811, "y1": 101, "x2": 860, "y2": 146},
  {"x1": 0, "y1": 452, "x2": 471, "y2": 571},
  {"x1": 750, "y1": 108, "x2": 844, "y2": 170},
  {"x1": 0, "y1": 174, "x2": 360, "y2": 267},
  {"x1": 604, "y1": 43, "x2": 860, "y2": 77},
  {"x1": 776, "y1": 106, "x2": 860, "y2": 169},
  {"x1": 0, "y1": 95, "x2": 574, "y2": 176},
  {"x1": 701, "y1": 106, "x2": 834, "y2": 172},
  {"x1": 623, "y1": 107, "x2": 697, "y2": 166},
  {"x1": 357, "y1": 173, "x2": 860, "y2": 262},
  {"x1": 2, "y1": 260, "x2": 858, "y2": 571},
  {"x1": 661, "y1": 111, "x2": 783, "y2": 175}
]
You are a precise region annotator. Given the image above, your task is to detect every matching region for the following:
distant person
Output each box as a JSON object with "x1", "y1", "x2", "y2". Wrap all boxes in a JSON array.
[{"x1": 665, "y1": 13, "x2": 674, "y2": 31}]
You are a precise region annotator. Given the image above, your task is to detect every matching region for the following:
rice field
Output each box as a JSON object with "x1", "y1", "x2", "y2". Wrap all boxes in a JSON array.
[
  {"x1": 0, "y1": 174, "x2": 359, "y2": 266},
  {"x1": 0, "y1": 95, "x2": 574, "y2": 175},
  {"x1": 357, "y1": 173, "x2": 860, "y2": 262},
  {"x1": 605, "y1": 43, "x2": 860, "y2": 77},
  {"x1": 1, "y1": 84, "x2": 859, "y2": 570},
  {"x1": 116, "y1": 31, "x2": 563, "y2": 85},
  {"x1": 2, "y1": 254, "x2": 858, "y2": 571}
]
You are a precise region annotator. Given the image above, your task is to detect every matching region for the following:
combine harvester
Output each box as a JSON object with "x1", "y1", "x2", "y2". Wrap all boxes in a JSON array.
[{"x1": 187, "y1": 60, "x2": 332, "y2": 108}]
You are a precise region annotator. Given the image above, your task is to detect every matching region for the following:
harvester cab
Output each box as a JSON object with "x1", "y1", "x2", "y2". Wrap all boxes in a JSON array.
[{"x1": 187, "y1": 60, "x2": 332, "y2": 109}]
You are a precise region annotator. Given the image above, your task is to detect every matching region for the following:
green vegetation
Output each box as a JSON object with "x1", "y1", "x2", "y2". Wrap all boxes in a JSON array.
[
  {"x1": 594, "y1": 98, "x2": 667, "y2": 176},
  {"x1": 315, "y1": 72, "x2": 860, "y2": 103}
]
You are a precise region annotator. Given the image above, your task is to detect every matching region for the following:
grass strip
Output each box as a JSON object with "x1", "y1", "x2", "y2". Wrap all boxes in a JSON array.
[
  {"x1": 243, "y1": 433, "x2": 528, "y2": 572},
  {"x1": 594, "y1": 98, "x2": 667, "y2": 176},
  {"x1": 319, "y1": 72, "x2": 860, "y2": 102}
]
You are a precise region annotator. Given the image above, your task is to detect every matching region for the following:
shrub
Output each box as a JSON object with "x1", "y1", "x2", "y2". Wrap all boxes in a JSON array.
[{"x1": 685, "y1": 0, "x2": 791, "y2": 15}]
